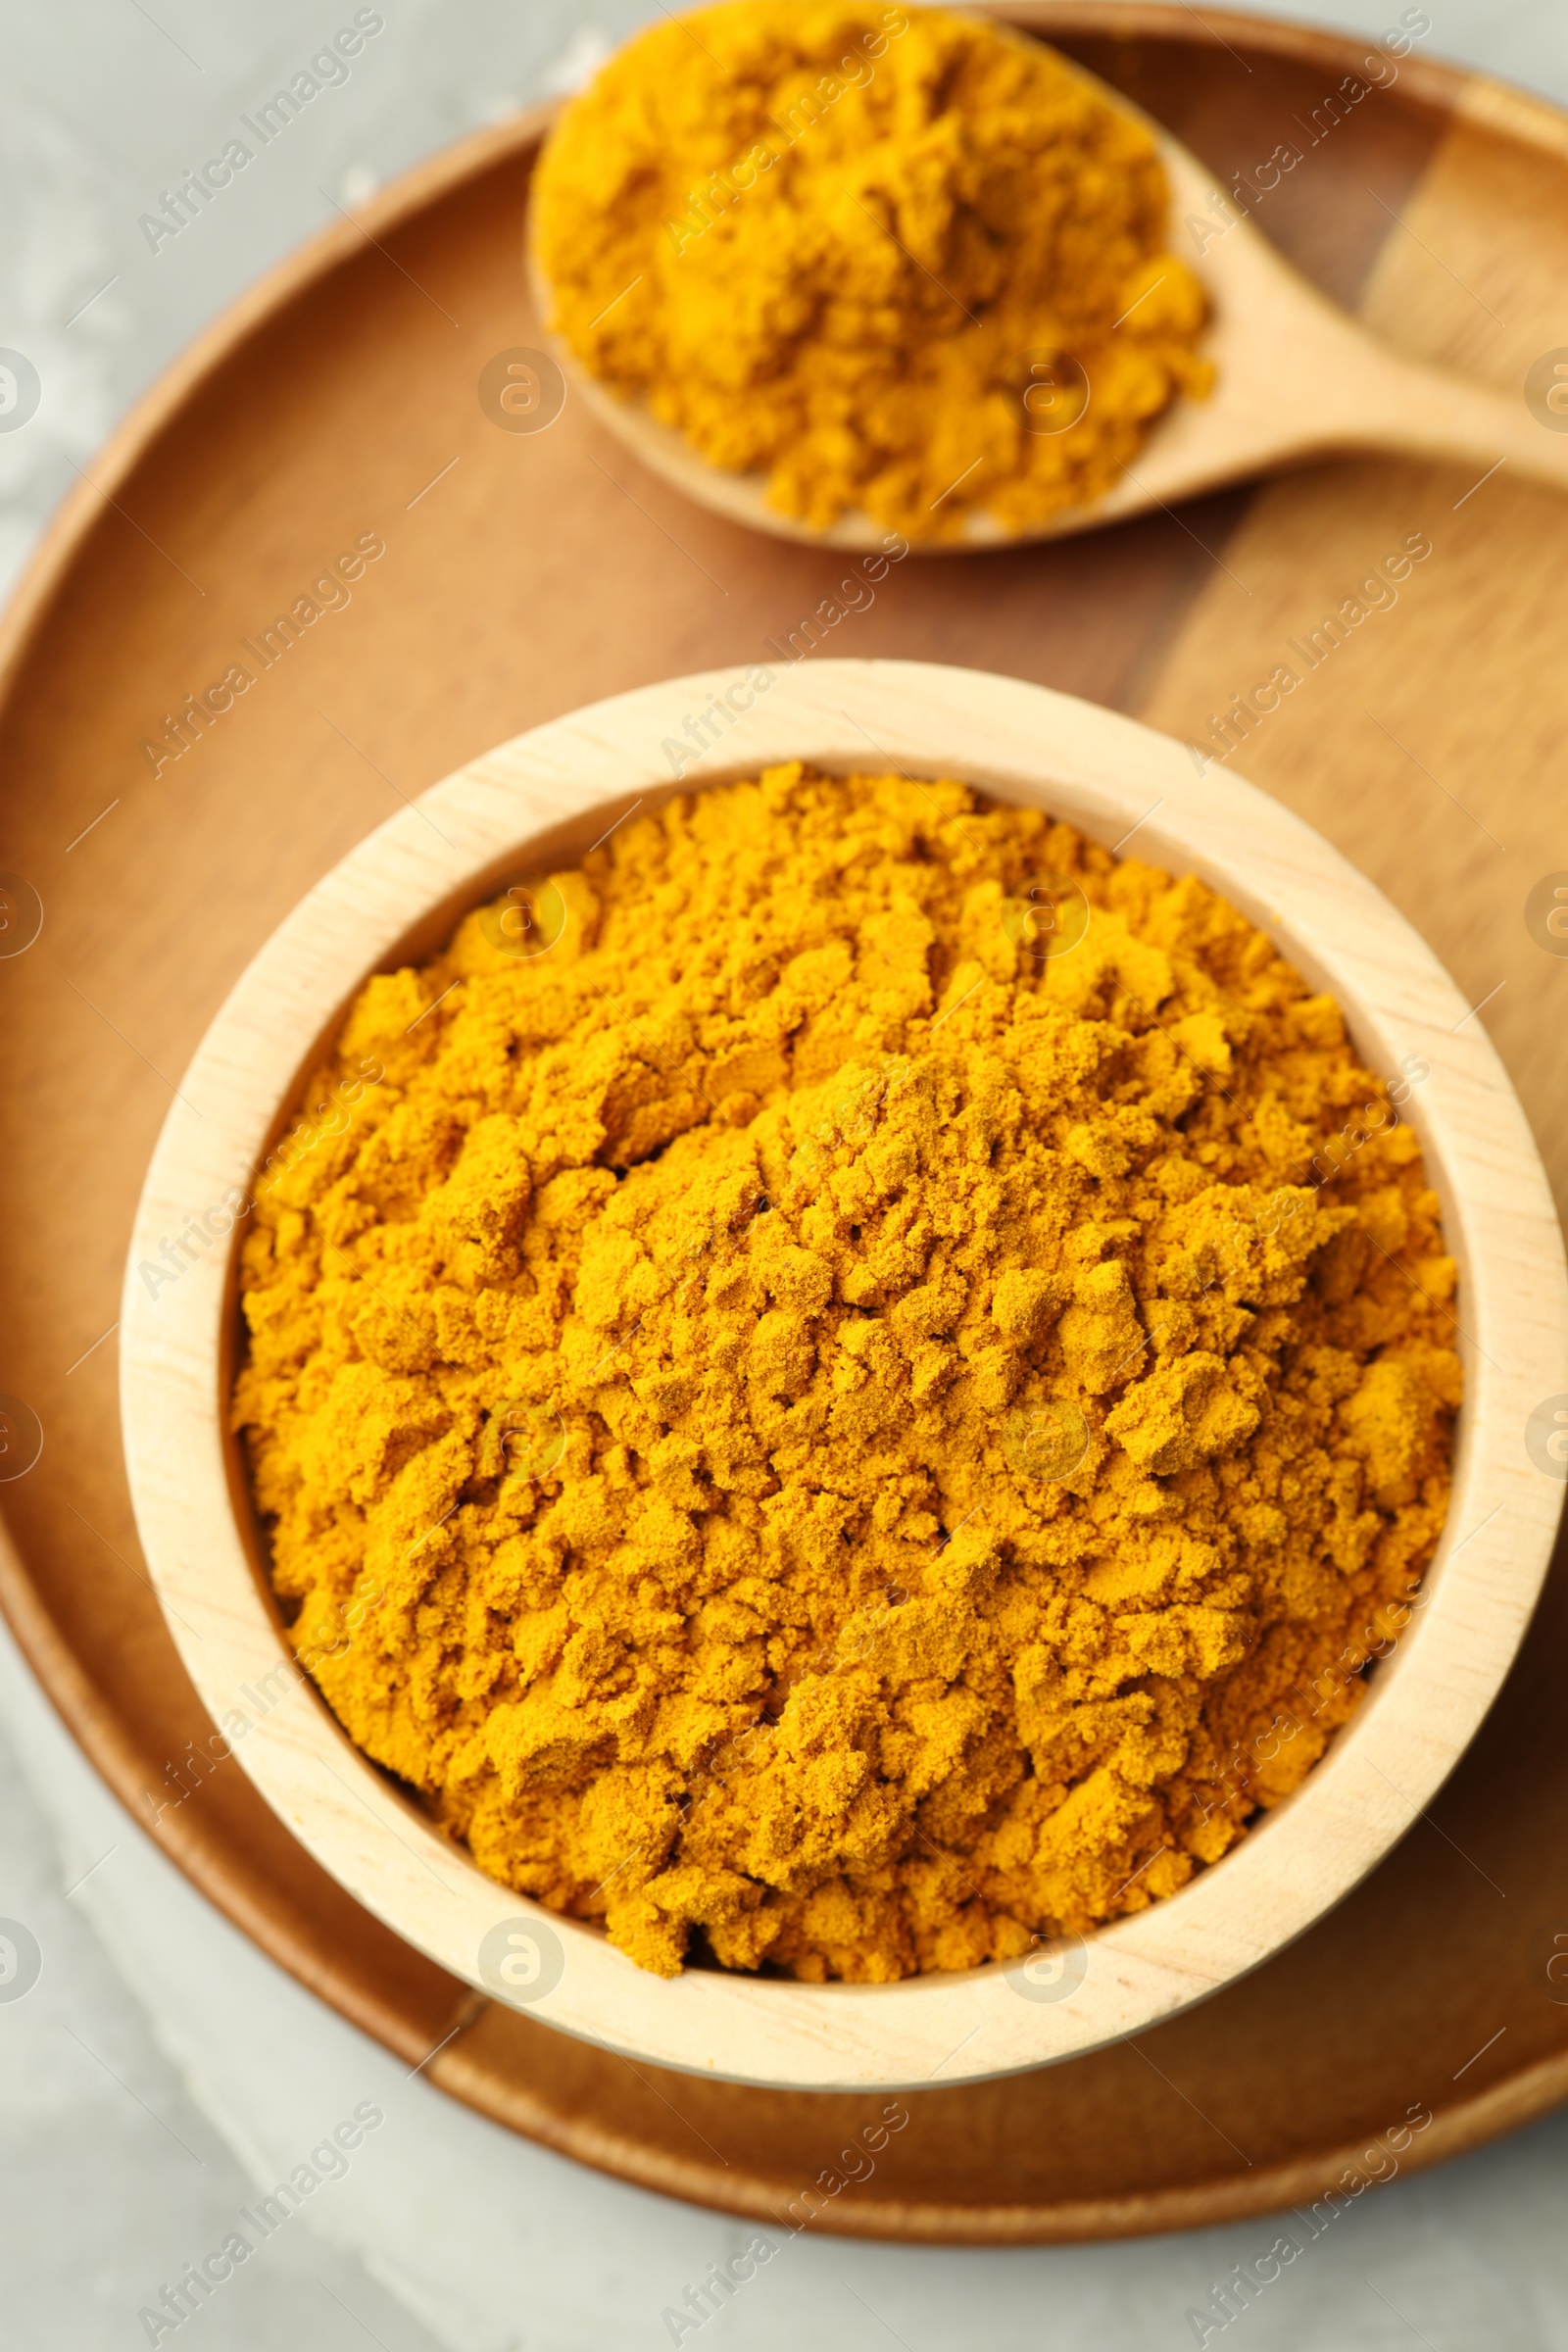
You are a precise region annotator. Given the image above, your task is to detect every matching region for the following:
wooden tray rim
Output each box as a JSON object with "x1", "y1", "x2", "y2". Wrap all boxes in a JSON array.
[{"x1": 0, "y1": 0, "x2": 1565, "y2": 2231}]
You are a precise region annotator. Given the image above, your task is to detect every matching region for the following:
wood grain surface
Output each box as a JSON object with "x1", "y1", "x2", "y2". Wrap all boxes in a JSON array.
[{"x1": 2, "y1": 2, "x2": 1567, "y2": 2237}]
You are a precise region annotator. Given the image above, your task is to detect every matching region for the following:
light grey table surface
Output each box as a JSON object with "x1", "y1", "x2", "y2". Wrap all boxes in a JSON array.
[{"x1": 2, "y1": 5, "x2": 1567, "y2": 2348}]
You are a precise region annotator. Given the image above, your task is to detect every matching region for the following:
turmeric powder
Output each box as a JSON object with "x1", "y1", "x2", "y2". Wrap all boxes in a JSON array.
[
  {"x1": 233, "y1": 769, "x2": 1455, "y2": 1982},
  {"x1": 532, "y1": 3, "x2": 1211, "y2": 542}
]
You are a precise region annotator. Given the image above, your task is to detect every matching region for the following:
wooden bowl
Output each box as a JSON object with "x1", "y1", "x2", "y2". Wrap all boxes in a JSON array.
[{"x1": 120, "y1": 658, "x2": 1567, "y2": 2091}]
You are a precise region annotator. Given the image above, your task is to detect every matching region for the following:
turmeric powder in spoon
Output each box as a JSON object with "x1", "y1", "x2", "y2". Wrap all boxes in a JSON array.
[{"x1": 531, "y1": 2, "x2": 1211, "y2": 542}]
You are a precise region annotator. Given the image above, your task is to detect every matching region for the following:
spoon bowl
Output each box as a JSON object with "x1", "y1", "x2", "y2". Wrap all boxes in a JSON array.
[{"x1": 529, "y1": 31, "x2": 1568, "y2": 550}]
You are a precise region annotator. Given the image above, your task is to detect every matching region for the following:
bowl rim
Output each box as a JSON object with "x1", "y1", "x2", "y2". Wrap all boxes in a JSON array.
[{"x1": 120, "y1": 657, "x2": 1568, "y2": 2090}]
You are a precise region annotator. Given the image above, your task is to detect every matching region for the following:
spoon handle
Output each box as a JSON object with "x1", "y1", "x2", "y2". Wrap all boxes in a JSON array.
[{"x1": 1322, "y1": 333, "x2": 1568, "y2": 496}]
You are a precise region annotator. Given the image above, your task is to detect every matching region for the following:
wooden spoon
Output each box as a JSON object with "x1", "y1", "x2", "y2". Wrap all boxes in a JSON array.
[{"x1": 529, "y1": 47, "x2": 1568, "y2": 552}]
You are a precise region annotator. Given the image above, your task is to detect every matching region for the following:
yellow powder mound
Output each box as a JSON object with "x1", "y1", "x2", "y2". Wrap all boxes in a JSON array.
[
  {"x1": 531, "y1": 2, "x2": 1211, "y2": 542},
  {"x1": 233, "y1": 769, "x2": 1455, "y2": 1981}
]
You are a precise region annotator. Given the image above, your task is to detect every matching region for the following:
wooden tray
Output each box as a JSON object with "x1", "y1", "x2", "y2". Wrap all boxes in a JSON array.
[{"x1": 3, "y1": 2, "x2": 1567, "y2": 2239}]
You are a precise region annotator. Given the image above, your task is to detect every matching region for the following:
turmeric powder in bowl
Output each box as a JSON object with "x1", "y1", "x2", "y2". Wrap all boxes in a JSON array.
[
  {"x1": 531, "y1": 3, "x2": 1212, "y2": 542},
  {"x1": 232, "y1": 769, "x2": 1455, "y2": 1982}
]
